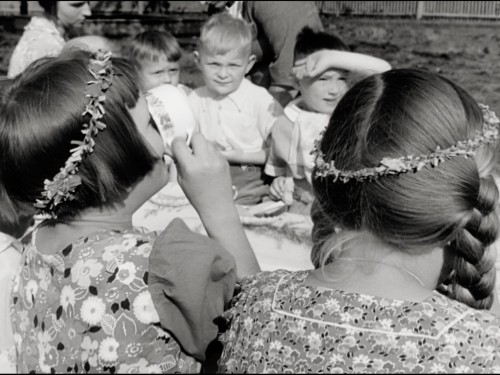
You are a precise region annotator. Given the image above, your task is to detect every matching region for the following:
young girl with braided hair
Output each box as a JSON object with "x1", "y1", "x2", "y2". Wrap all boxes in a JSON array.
[
  {"x1": 0, "y1": 49, "x2": 256, "y2": 373},
  {"x1": 198, "y1": 67, "x2": 500, "y2": 372}
]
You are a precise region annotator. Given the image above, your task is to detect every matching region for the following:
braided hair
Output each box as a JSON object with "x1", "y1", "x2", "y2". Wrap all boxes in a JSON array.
[{"x1": 311, "y1": 69, "x2": 500, "y2": 309}]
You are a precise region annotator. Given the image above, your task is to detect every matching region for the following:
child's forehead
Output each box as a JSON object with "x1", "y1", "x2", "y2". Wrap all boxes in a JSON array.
[
  {"x1": 141, "y1": 57, "x2": 179, "y2": 70},
  {"x1": 199, "y1": 48, "x2": 249, "y2": 61},
  {"x1": 140, "y1": 52, "x2": 177, "y2": 65}
]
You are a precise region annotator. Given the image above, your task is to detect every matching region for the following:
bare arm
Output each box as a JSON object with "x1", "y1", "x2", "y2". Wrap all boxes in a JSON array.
[
  {"x1": 221, "y1": 149, "x2": 267, "y2": 165},
  {"x1": 293, "y1": 49, "x2": 392, "y2": 80},
  {"x1": 172, "y1": 133, "x2": 261, "y2": 278}
]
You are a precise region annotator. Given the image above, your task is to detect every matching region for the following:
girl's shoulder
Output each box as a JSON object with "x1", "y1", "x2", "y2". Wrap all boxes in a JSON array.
[
  {"x1": 69, "y1": 227, "x2": 156, "y2": 260},
  {"x1": 238, "y1": 269, "x2": 307, "y2": 295},
  {"x1": 25, "y1": 226, "x2": 156, "y2": 269}
]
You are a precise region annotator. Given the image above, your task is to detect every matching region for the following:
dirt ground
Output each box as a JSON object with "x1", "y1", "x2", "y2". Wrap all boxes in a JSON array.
[
  {"x1": 1, "y1": 16, "x2": 500, "y2": 113},
  {"x1": 326, "y1": 17, "x2": 500, "y2": 113}
]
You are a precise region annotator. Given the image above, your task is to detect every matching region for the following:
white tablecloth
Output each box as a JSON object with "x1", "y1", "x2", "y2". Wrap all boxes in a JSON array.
[{"x1": 133, "y1": 183, "x2": 314, "y2": 272}]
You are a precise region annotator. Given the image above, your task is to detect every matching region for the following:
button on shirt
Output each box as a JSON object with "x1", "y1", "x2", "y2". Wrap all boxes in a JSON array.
[{"x1": 189, "y1": 78, "x2": 283, "y2": 153}]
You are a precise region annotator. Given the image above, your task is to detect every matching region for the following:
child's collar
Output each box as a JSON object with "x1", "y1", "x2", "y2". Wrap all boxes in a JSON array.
[
  {"x1": 284, "y1": 98, "x2": 330, "y2": 123},
  {"x1": 207, "y1": 78, "x2": 252, "y2": 112}
]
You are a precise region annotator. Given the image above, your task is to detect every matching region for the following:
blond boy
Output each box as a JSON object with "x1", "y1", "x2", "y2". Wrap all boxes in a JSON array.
[{"x1": 189, "y1": 13, "x2": 283, "y2": 205}]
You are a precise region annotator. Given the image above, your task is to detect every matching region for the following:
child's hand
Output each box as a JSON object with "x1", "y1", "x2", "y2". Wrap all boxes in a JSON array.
[
  {"x1": 172, "y1": 133, "x2": 234, "y2": 217},
  {"x1": 270, "y1": 177, "x2": 286, "y2": 201},
  {"x1": 219, "y1": 138, "x2": 244, "y2": 163},
  {"x1": 270, "y1": 176, "x2": 294, "y2": 205},
  {"x1": 292, "y1": 50, "x2": 334, "y2": 80}
]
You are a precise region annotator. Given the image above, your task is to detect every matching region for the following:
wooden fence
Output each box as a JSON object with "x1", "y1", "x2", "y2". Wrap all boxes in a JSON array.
[
  {"x1": 316, "y1": 1, "x2": 500, "y2": 20},
  {"x1": 2, "y1": 1, "x2": 500, "y2": 20}
]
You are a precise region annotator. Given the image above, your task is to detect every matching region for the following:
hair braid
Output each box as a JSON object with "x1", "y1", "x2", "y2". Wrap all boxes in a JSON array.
[{"x1": 441, "y1": 175, "x2": 499, "y2": 309}]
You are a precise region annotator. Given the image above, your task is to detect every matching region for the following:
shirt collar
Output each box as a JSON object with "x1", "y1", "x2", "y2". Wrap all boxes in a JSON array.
[
  {"x1": 283, "y1": 98, "x2": 304, "y2": 123},
  {"x1": 0, "y1": 232, "x2": 21, "y2": 254},
  {"x1": 225, "y1": 78, "x2": 252, "y2": 112},
  {"x1": 284, "y1": 98, "x2": 331, "y2": 124}
]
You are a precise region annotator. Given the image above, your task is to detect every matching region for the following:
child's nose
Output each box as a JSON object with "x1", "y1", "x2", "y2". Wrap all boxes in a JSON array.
[
  {"x1": 217, "y1": 66, "x2": 229, "y2": 78},
  {"x1": 162, "y1": 73, "x2": 172, "y2": 84},
  {"x1": 329, "y1": 81, "x2": 345, "y2": 95}
]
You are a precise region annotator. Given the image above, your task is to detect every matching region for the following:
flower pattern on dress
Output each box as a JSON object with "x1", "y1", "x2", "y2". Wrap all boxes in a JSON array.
[
  {"x1": 11, "y1": 228, "x2": 200, "y2": 373},
  {"x1": 219, "y1": 270, "x2": 500, "y2": 373}
]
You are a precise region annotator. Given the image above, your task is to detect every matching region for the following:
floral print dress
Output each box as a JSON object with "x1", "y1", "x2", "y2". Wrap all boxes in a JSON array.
[
  {"x1": 219, "y1": 270, "x2": 500, "y2": 373},
  {"x1": 10, "y1": 228, "x2": 200, "y2": 373}
]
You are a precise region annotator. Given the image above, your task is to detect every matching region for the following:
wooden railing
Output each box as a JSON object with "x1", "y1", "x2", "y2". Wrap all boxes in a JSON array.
[
  {"x1": 2, "y1": 1, "x2": 500, "y2": 20},
  {"x1": 315, "y1": 1, "x2": 500, "y2": 20}
]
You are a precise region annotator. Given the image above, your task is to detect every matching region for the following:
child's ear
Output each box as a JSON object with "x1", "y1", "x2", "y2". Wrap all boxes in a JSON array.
[{"x1": 245, "y1": 54, "x2": 256, "y2": 74}]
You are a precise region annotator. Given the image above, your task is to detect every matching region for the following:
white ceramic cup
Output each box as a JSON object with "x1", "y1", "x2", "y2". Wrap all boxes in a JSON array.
[{"x1": 144, "y1": 84, "x2": 196, "y2": 148}]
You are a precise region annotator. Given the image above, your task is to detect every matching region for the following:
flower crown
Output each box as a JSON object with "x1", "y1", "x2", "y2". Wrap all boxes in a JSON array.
[
  {"x1": 34, "y1": 51, "x2": 115, "y2": 214},
  {"x1": 313, "y1": 104, "x2": 500, "y2": 183}
]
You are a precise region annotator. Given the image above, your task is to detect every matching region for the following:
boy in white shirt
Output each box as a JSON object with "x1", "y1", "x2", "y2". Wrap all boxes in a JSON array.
[
  {"x1": 266, "y1": 27, "x2": 391, "y2": 213},
  {"x1": 189, "y1": 13, "x2": 283, "y2": 206}
]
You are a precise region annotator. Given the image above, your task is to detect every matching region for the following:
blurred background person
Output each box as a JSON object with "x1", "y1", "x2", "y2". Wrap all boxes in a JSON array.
[{"x1": 8, "y1": 0, "x2": 91, "y2": 78}]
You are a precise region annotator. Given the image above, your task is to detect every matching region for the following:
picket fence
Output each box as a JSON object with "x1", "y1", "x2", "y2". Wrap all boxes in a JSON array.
[
  {"x1": 2, "y1": 1, "x2": 500, "y2": 20},
  {"x1": 315, "y1": 1, "x2": 500, "y2": 20}
]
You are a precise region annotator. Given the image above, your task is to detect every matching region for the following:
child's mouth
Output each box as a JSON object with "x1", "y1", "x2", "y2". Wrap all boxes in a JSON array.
[{"x1": 324, "y1": 98, "x2": 338, "y2": 103}]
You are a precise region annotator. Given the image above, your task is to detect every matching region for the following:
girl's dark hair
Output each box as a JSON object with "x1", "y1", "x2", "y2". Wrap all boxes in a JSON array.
[
  {"x1": 311, "y1": 68, "x2": 499, "y2": 310},
  {"x1": 0, "y1": 50, "x2": 158, "y2": 226},
  {"x1": 294, "y1": 26, "x2": 350, "y2": 62}
]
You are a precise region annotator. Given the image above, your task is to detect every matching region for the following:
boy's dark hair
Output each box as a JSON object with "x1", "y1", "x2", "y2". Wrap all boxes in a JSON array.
[{"x1": 294, "y1": 26, "x2": 350, "y2": 62}]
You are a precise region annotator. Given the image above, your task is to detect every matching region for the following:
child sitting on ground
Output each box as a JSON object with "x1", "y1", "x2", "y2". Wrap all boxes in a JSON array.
[
  {"x1": 123, "y1": 30, "x2": 196, "y2": 185},
  {"x1": 123, "y1": 29, "x2": 191, "y2": 95},
  {"x1": 189, "y1": 13, "x2": 283, "y2": 206},
  {"x1": 265, "y1": 27, "x2": 391, "y2": 213}
]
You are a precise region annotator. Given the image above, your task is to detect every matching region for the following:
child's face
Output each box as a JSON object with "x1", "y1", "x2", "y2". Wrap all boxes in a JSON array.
[
  {"x1": 141, "y1": 57, "x2": 180, "y2": 92},
  {"x1": 298, "y1": 68, "x2": 348, "y2": 114},
  {"x1": 195, "y1": 48, "x2": 255, "y2": 97}
]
